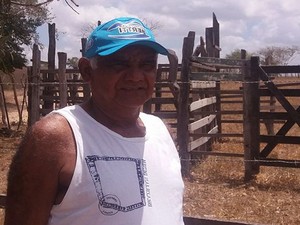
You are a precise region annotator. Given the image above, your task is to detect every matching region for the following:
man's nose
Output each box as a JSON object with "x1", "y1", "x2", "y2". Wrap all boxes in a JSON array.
[{"x1": 125, "y1": 66, "x2": 144, "y2": 81}]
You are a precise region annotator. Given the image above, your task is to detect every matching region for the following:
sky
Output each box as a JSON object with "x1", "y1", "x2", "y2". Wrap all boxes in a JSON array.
[{"x1": 31, "y1": 0, "x2": 300, "y2": 64}]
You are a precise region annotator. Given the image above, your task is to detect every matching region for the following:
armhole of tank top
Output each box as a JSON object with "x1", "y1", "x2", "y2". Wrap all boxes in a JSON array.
[{"x1": 51, "y1": 111, "x2": 80, "y2": 208}]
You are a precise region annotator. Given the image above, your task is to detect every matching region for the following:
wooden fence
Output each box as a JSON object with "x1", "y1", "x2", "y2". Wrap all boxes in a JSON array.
[
  {"x1": 176, "y1": 29, "x2": 300, "y2": 180},
  {"x1": 243, "y1": 57, "x2": 300, "y2": 180},
  {"x1": 27, "y1": 16, "x2": 300, "y2": 182}
]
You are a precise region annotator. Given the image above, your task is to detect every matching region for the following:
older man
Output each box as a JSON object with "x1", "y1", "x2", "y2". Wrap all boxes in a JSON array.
[{"x1": 5, "y1": 17, "x2": 184, "y2": 225}]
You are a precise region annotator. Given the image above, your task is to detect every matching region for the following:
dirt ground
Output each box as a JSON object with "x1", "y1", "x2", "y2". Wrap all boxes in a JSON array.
[{"x1": 0, "y1": 86, "x2": 300, "y2": 225}]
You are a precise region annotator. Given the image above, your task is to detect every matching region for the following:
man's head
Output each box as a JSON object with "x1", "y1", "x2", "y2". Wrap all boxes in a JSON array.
[{"x1": 84, "y1": 17, "x2": 168, "y2": 58}]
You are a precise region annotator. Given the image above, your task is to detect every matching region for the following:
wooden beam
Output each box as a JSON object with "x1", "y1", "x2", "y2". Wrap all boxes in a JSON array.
[
  {"x1": 177, "y1": 32, "x2": 195, "y2": 177},
  {"x1": 243, "y1": 57, "x2": 260, "y2": 180},
  {"x1": 191, "y1": 81, "x2": 216, "y2": 89},
  {"x1": 190, "y1": 62, "x2": 217, "y2": 71},
  {"x1": 188, "y1": 115, "x2": 216, "y2": 131},
  {"x1": 190, "y1": 72, "x2": 243, "y2": 81},
  {"x1": 260, "y1": 89, "x2": 300, "y2": 97},
  {"x1": 190, "y1": 97, "x2": 216, "y2": 111},
  {"x1": 189, "y1": 126, "x2": 218, "y2": 151},
  {"x1": 58, "y1": 52, "x2": 68, "y2": 108},
  {"x1": 190, "y1": 56, "x2": 245, "y2": 67},
  {"x1": 257, "y1": 66, "x2": 300, "y2": 127},
  {"x1": 29, "y1": 44, "x2": 41, "y2": 126},
  {"x1": 261, "y1": 65, "x2": 300, "y2": 74},
  {"x1": 260, "y1": 106, "x2": 300, "y2": 157},
  {"x1": 260, "y1": 135, "x2": 300, "y2": 144}
]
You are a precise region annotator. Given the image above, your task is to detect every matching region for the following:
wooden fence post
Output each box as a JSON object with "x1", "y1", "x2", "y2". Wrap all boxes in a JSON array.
[
  {"x1": 58, "y1": 52, "x2": 68, "y2": 108},
  {"x1": 215, "y1": 81, "x2": 221, "y2": 138},
  {"x1": 81, "y1": 37, "x2": 91, "y2": 101},
  {"x1": 42, "y1": 23, "x2": 56, "y2": 113},
  {"x1": 28, "y1": 44, "x2": 41, "y2": 126},
  {"x1": 178, "y1": 31, "x2": 195, "y2": 177},
  {"x1": 243, "y1": 56, "x2": 260, "y2": 181}
]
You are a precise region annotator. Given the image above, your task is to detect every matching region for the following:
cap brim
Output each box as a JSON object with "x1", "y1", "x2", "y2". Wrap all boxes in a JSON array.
[{"x1": 98, "y1": 40, "x2": 168, "y2": 56}]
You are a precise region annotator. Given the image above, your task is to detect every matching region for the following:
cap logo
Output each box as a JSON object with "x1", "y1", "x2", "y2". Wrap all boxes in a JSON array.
[{"x1": 107, "y1": 20, "x2": 150, "y2": 40}]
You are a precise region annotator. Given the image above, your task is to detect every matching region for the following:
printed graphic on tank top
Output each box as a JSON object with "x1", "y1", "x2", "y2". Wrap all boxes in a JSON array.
[{"x1": 86, "y1": 155, "x2": 152, "y2": 215}]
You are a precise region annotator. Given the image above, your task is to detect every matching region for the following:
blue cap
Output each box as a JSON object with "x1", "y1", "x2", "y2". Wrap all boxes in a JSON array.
[{"x1": 84, "y1": 17, "x2": 168, "y2": 58}]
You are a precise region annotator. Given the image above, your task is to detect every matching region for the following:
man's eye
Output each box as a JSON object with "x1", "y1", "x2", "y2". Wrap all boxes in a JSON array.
[
  {"x1": 110, "y1": 62, "x2": 128, "y2": 70},
  {"x1": 141, "y1": 62, "x2": 156, "y2": 70}
]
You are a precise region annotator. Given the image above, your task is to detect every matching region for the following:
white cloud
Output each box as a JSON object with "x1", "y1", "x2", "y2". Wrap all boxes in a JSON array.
[{"x1": 30, "y1": 0, "x2": 300, "y2": 65}]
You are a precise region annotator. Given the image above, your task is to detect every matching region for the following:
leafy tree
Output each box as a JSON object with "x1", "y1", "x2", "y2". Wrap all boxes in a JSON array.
[
  {"x1": 0, "y1": 0, "x2": 80, "y2": 130},
  {"x1": 0, "y1": 0, "x2": 50, "y2": 130},
  {"x1": 0, "y1": 0, "x2": 50, "y2": 73},
  {"x1": 67, "y1": 56, "x2": 79, "y2": 69}
]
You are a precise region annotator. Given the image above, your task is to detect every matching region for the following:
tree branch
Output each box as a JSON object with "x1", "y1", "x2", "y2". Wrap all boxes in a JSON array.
[
  {"x1": 65, "y1": 0, "x2": 79, "y2": 14},
  {"x1": 10, "y1": 0, "x2": 80, "y2": 14},
  {"x1": 70, "y1": 0, "x2": 79, "y2": 7},
  {"x1": 11, "y1": 0, "x2": 55, "y2": 7}
]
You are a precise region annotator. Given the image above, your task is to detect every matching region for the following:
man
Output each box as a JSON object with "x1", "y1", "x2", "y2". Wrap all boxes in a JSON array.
[{"x1": 4, "y1": 17, "x2": 184, "y2": 225}]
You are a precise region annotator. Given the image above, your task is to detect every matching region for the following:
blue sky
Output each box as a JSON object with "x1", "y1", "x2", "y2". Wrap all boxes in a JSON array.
[{"x1": 31, "y1": 0, "x2": 300, "y2": 64}]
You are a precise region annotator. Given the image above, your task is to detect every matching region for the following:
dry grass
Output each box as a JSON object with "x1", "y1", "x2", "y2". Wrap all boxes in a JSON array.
[{"x1": 0, "y1": 78, "x2": 299, "y2": 224}]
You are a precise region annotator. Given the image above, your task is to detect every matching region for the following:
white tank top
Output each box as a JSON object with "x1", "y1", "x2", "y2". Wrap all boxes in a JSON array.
[{"x1": 48, "y1": 105, "x2": 184, "y2": 225}]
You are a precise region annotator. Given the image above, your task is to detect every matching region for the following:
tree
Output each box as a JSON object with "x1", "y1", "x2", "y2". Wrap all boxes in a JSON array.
[
  {"x1": 0, "y1": 0, "x2": 50, "y2": 131},
  {"x1": 255, "y1": 46, "x2": 300, "y2": 65},
  {"x1": 67, "y1": 57, "x2": 79, "y2": 69},
  {"x1": 225, "y1": 48, "x2": 252, "y2": 60},
  {"x1": 0, "y1": 0, "x2": 80, "y2": 131},
  {"x1": 0, "y1": 0, "x2": 50, "y2": 73},
  {"x1": 3, "y1": 0, "x2": 80, "y2": 14}
]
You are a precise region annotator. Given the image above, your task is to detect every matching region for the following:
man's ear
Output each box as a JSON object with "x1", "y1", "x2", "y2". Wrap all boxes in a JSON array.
[{"x1": 78, "y1": 57, "x2": 92, "y2": 82}]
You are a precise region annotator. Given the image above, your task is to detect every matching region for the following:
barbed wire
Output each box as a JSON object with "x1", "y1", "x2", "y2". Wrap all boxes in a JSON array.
[
  {"x1": 0, "y1": 79, "x2": 300, "y2": 86},
  {"x1": 180, "y1": 158, "x2": 300, "y2": 165},
  {"x1": 0, "y1": 145, "x2": 298, "y2": 165}
]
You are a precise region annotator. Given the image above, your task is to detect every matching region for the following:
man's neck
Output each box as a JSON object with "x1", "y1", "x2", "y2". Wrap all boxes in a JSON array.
[{"x1": 81, "y1": 99, "x2": 146, "y2": 137}]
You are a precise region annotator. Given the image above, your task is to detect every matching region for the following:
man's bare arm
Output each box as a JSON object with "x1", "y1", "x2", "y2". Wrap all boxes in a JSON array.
[{"x1": 4, "y1": 114, "x2": 75, "y2": 225}]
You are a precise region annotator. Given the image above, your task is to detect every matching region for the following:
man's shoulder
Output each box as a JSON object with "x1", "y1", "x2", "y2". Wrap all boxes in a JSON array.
[{"x1": 22, "y1": 114, "x2": 73, "y2": 155}]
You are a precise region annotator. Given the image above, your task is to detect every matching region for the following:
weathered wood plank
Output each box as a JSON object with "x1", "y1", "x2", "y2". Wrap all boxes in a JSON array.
[
  {"x1": 260, "y1": 106, "x2": 300, "y2": 158},
  {"x1": 40, "y1": 68, "x2": 79, "y2": 74},
  {"x1": 190, "y1": 56, "x2": 246, "y2": 67},
  {"x1": 260, "y1": 135, "x2": 300, "y2": 144},
  {"x1": 260, "y1": 112, "x2": 291, "y2": 120},
  {"x1": 148, "y1": 97, "x2": 177, "y2": 104},
  {"x1": 243, "y1": 57, "x2": 260, "y2": 180},
  {"x1": 189, "y1": 125, "x2": 218, "y2": 151},
  {"x1": 257, "y1": 66, "x2": 300, "y2": 127},
  {"x1": 260, "y1": 89, "x2": 300, "y2": 97},
  {"x1": 191, "y1": 81, "x2": 216, "y2": 89},
  {"x1": 177, "y1": 32, "x2": 195, "y2": 176},
  {"x1": 58, "y1": 52, "x2": 68, "y2": 108},
  {"x1": 190, "y1": 97, "x2": 216, "y2": 111},
  {"x1": 190, "y1": 62, "x2": 217, "y2": 71},
  {"x1": 152, "y1": 111, "x2": 177, "y2": 119},
  {"x1": 261, "y1": 65, "x2": 300, "y2": 74},
  {"x1": 29, "y1": 44, "x2": 41, "y2": 126},
  {"x1": 190, "y1": 72, "x2": 243, "y2": 81},
  {"x1": 189, "y1": 115, "x2": 216, "y2": 131}
]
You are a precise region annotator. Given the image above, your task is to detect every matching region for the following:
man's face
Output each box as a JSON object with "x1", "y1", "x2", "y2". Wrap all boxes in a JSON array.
[{"x1": 88, "y1": 45, "x2": 158, "y2": 110}]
